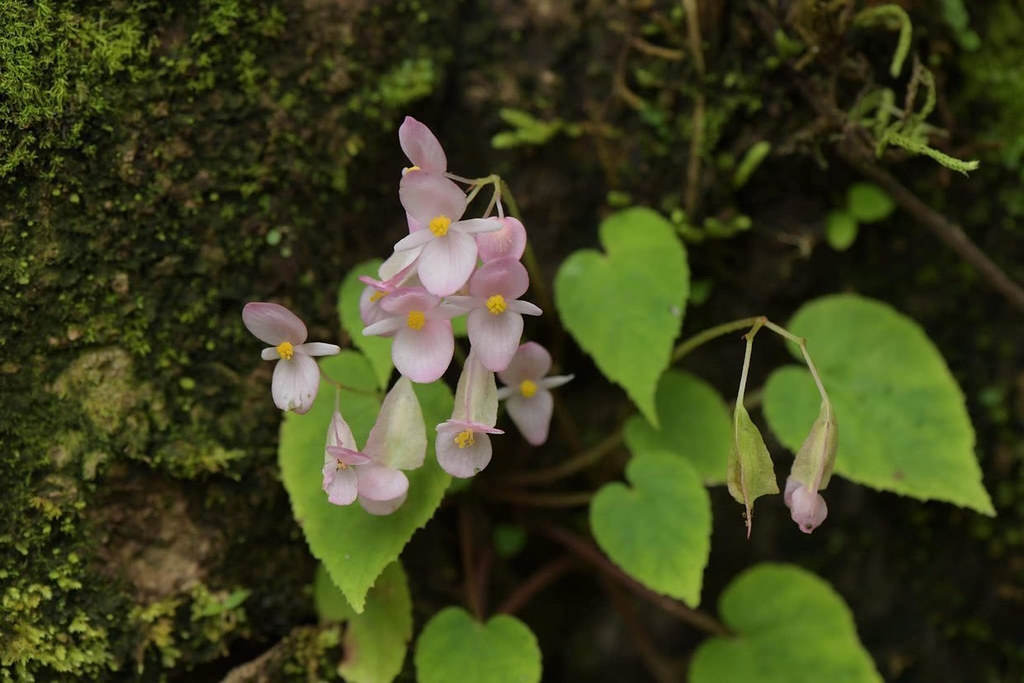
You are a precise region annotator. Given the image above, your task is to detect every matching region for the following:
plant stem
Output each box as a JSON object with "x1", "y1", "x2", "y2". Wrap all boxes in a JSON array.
[
  {"x1": 502, "y1": 429, "x2": 624, "y2": 486},
  {"x1": 600, "y1": 576, "x2": 679, "y2": 683},
  {"x1": 480, "y1": 487, "x2": 594, "y2": 508},
  {"x1": 459, "y1": 505, "x2": 483, "y2": 620},
  {"x1": 540, "y1": 526, "x2": 731, "y2": 637},
  {"x1": 497, "y1": 555, "x2": 577, "y2": 615},
  {"x1": 671, "y1": 316, "x2": 763, "y2": 363},
  {"x1": 762, "y1": 320, "x2": 830, "y2": 405},
  {"x1": 734, "y1": 318, "x2": 764, "y2": 410}
]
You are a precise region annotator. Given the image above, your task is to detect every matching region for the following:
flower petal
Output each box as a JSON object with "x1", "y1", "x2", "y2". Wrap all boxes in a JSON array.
[
  {"x1": 325, "y1": 409, "x2": 358, "y2": 451},
  {"x1": 363, "y1": 316, "x2": 406, "y2": 337},
  {"x1": 467, "y1": 308, "x2": 524, "y2": 373},
  {"x1": 417, "y1": 231, "x2": 478, "y2": 297},
  {"x1": 469, "y1": 257, "x2": 529, "y2": 300},
  {"x1": 380, "y1": 287, "x2": 440, "y2": 315},
  {"x1": 295, "y1": 342, "x2": 341, "y2": 357},
  {"x1": 785, "y1": 478, "x2": 829, "y2": 534},
  {"x1": 498, "y1": 341, "x2": 552, "y2": 387},
  {"x1": 271, "y1": 353, "x2": 320, "y2": 413},
  {"x1": 399, "y1": 116, "x2": 447, "y2": 173},
  {"x1": 399, "y1": 171, "x2": 467, "y2": 225},
  {"x1": 452, "y1": 217, "x2": 503, "y2": 235},
  {"x1": 261, "y1": 347, "x2": 280, "y2": 361},
  {"x1": 538, "y1": 374, "x2": 574, "y2": 391},
  {"x1": 378, "y1": 247, "x2": 422, "y2": 281},
  {"x1": 356, "y1": 463, "x2": 410, "y2": 502},
  {"x1": 506, "y1": 390, "x2": 554, "y2": 446},
  {"x1": 392, "y1": 319, "x2": 454, "y2": 383},
  {"x1": 506, "y1": 300, "x2": 542, "y2": 316},
  {"x1": 359, "y1": 490, "x2": 408, "y2": 516},
  {"x1": 435, "y1": 424, "x2": 493, "y2": 478},
  {"x1": 393, "y1": 229, "x2": 434, "y2": 253},
  {"x1": 451, "y1": 352, "x2": 499, "y2": 424},
  {"x1": 322, "y1": 463, "x2": 358, "y2": 506},
  {"x1": 326, "y1": 446, "x2": 373, "y2": 467},
  {"x1": 242, "y1": 302, "x2": 307, "y2": 345},
  {"x1": 477, "y1": 216, "x2": 527, "y2": 262},
  {"x1": 363, "y1": 377, "x2": 427, "y2": 470}
]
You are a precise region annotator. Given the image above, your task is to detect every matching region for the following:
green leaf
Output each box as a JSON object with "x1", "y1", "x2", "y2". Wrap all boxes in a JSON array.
[
  {"x1": 690, "y1": 563, "x2": 882, "y2": 683},
  {"x1": 554, "y1": 207, "x2": 689, "y2": 424},
  {"x1": 727, "y1": 405, "x2": 780, "y2": 536},
  {"x1": 825, "y1": 210, "x2": 859, "y2": 251},
  {"x1": 762, "y1": 295, "x2": 994, "y2": 514},
  {"x1": 279, "y1": 352, "x2": 454, "y2": 612},
  {"x1": 339, "y1": 261, "x2": 393, "y2": 389},
  {"x1": 845, "y1": 182, "x2": 895, "y2": 223},
  {"x1": 414, "y1": 607, "x2": 542, "y2": 683},
  {"x1": 732, "y1": 141, "x2": 772, "y2": 189},
  {"x1": 623, "y1": 370, "x2": 731, "y2": 484},
  {"x1": 590, "y1": 451, "x2": 711, "y2": 606},
  {"x1": 313, "y1": 562, "x2": 413, "y2": 683}
]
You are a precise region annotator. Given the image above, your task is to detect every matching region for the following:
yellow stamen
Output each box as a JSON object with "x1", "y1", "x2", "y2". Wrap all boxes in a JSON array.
[
  {"x1": 407, "y1": 310, "x2": 426, "y2": 330},
  {"x1": 485, "y1": 294, "x2": 507, "y2": 315},
  {"x1": 519, "y1": 379, "x2": 538, "y2": 398},
  {"x1": 454, "y1": 430, "x2": 475, "y2": 449},
  {"x1": 429, "y1": 215, "x2": 452, "y2": 237},
  {"x1": 276, "y1": 341, "x2": 294, "y2": 360},
  {"x1": 336, "y1": 461, "x2": 347, "y2": 471},
  {"x1": 402, "y1": 165, "x2": 421, "y2": 176},
  {"x1": 369, "y1": 290, "x2": 385, "y2": 302}
]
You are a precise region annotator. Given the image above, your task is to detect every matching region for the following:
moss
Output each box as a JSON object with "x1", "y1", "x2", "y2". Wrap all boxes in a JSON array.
[{"x1": 1, "y1": 0, "x2": 457, "y2": 678}]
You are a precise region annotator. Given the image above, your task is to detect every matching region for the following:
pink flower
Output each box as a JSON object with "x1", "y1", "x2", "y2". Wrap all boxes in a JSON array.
[
  {"x1": 784, "y1": 478, "x2": 828, "y2": 533},
  {"x1": 496, "y1": 342, "x2": 573, "y2": 446},
  {"x1": 394, "y1": 172, "x2": 502, "y2": 296},
  {"x1": 362, "y1": 287, "x2": 459, "y2": 383},
  {"x1": 242, "y1": 302, "x2": 340, "y2": 414},
  {"x1": 447, "y1": 258, "x2": 541, "y2": 372},
  {"x1": 477, "y1": 217, "x2": 527, "y2": 262},
  {"x1": 436, "y1": 352, "x2": 504, "y2": 478},
  {"x1": 399, "y1": 116, "x2": 447, "y2": 174},
  {"x1": 322, "y1": 377, "x2": 426, "y2": 515}
]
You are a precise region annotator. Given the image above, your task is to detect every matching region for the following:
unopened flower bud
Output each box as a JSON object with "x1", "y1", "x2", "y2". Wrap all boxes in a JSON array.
[{"x1": 784, "y1": 401, "x2": 838, "y2": 534}]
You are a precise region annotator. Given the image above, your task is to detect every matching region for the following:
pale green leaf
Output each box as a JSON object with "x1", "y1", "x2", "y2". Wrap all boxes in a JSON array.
[
  {"x1": 554, "y1": 207, "x2": 689, "y2": 425},
  {"x1": 313, "y1": 563, "x2": 351, "y2": 623},
  {"x1": 846, "y1": 182, "x2": 895, "y2": 223},
  {"x1": 623, "y1": 370, "x2": 731, "y2": 484},
  {"x1": 414, "y1": 607, "x2": 542, "y2": 683},
  {"x1": 762, "y1": 294, "x2": 994, "y2": 514},
  {"x1": 825, "y1": 210, "x2": 858, "y2": 251},
  {"x1": 339, "y1": 261, "x2": 393, "y2": 389},
  {"x1": 590, "y1": 451, "x2": 711, "y2": 606},
  {"x1": 690, "y1": 563, "x2": 882, "y2": 683},
  {"x1": 726, "y1": 405, "x2": 780, "y2": 535},
  {"x1": 279, "y1": 352, "x2": 454, "y2": 612}
]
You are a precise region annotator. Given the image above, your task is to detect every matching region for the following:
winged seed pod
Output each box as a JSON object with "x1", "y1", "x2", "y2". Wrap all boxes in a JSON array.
[
  {"x1": 784, "y1": 401, "x2": 838, "y2": 534},
  {"x1": 726, "y1": 404, "x2": 779, "y2": 538}
]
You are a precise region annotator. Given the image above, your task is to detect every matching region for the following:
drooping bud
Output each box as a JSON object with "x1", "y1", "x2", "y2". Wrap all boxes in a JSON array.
[
  {"x1": 726, "y1": 405, "x2": 779, "y2": 538},
  {"x1": 784, "y1": 401, "x2": 838, "y2": 534}
]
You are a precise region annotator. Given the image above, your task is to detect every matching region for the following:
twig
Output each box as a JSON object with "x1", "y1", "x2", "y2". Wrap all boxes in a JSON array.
[
  {"x1": 840, "y1": 151, "x2": 1024, "y2": 311},
  {"x1": 681, "y1": 0, "x2": 706, "y2": 216},
  {"x1": 749, "y1": 2, "x2": 1024, "y2": 312},
  {"x1": 497, "y1": 555, "x2": 577, "y2": 615},
  {"x1": 600, "y1": 576, "x2": 679, "y2": 683},
  {"x1": 540, "y1": 526, "x2": 731, "y2": 637},
  {"x1": 502, "y1": 429, "x2": 624, "y2": 486}
]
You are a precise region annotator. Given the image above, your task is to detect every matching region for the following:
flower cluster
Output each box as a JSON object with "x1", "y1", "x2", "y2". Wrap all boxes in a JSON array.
[{"x1": 242, "y1": 117, "x2": 571, "y2": 515}]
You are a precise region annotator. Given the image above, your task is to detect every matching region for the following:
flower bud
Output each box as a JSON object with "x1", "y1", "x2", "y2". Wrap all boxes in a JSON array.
[{"x1": 784, "y1": 401, "x2": 838, "y2": 533}]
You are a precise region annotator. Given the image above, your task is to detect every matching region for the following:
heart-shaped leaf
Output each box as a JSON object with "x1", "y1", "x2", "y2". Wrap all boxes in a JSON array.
[
  {"x1": 339, "y1": 260, "x2": 394, "y2": 389},
  {"x1": 623, "y1": 370, "x2": 731, "y2": 484},
  {"x1": 762, "y1": 295, "x2": 994, "y2": 514},
  {"x1": 590, "y1": 451, "x2": 711, "y2": 606},
  {"x1": 313, "y1": 562, "x2": 413, "y2": 683},
  {"x1": 554, "y1": 207, "x2": 689, "y2": 424},
  {"x1": 690, "y1": 563, "x2": 882, "y2": 683},
  {"x1": 414, "y1": 607, "x2": 542, "y2": 683},
  {"x1": 279, "y1": 352, "x2": 454, "y2": 612}
]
